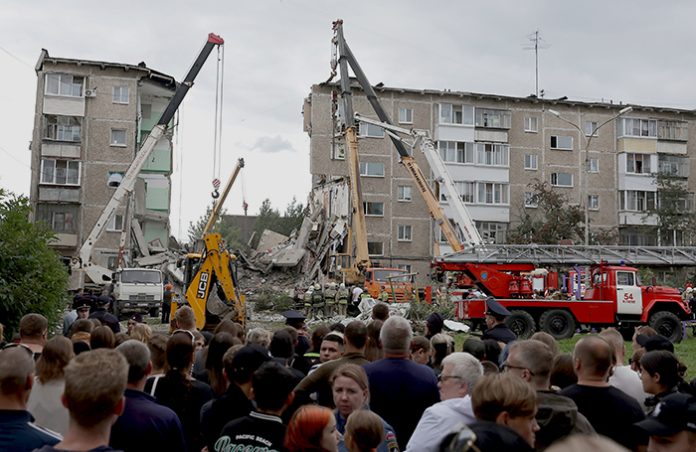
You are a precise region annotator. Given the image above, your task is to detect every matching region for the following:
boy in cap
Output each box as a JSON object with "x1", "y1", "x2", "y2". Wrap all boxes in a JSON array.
[
  {"x1": 634, "y1": 392, "x2": 696, "y2": 451},
  {"x1": 482, "y1": 298, "x2": 516, "y2": 344}
]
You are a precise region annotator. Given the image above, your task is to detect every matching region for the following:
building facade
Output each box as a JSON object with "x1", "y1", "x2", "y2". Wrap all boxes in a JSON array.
[
  {"x1": 304, "y1": 82, "x2": 696, "y2": 283},
  {"x1": 30, "y1": 50, "x2": 176, "y2": 270}
]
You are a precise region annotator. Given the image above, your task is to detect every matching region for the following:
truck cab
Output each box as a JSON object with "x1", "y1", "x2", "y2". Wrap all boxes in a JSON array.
[
  {"x1": 112, "y1": 268, "x2": 163, "y2": 319},
  {"x1": 364, "y1": 267, "x2": 414, "y2": 302}
]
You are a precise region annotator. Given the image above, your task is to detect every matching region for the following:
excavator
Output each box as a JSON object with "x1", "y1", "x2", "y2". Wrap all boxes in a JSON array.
[{"x1": 174, "y1": 158, "x2": 247, "y2": 330}]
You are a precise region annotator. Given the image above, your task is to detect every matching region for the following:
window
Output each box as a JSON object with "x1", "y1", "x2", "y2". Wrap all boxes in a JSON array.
[
  {"x1": 35, "y1": 204, "x2": 78, "y2": 233},
  {"x1": 398, "y1": 108, "x2": 413, "y2": 124},
  {"x1": 367, "y1": 242, "x2": 384, "y2": 256},
  {"x1": 45, "y1": 73, "x2": 83, "y2": 97},
  {"x1": 524, "y1": 154, "x2": 538, "y2": 170},
  {"x1": 617, "y1": 118, "x2": 657, "y2": 138},
  {"x1": 397, "y1": 224, "x2": 412, "y2": 241},
  {"x1": 550, "y1": 135, "x2": 573, "y2": 150},
  {"x1": 475, "y1": 108, "x2": 511, "y2": 129},
  {"x1": 111, "y1": 129, "x2": 127, "y2": 146},
  {"x1": 476, "y1": 221, "x2": 507, "y2": 244},
  {"x1": 584, "y1": 121, "x2": 598, "y2": 136},
  {"x1": 475, "y1": 143, "x2": 509, "y2": 166},
  {"x1": 524, "y1": 192, "x2": 538, "y2": 208},
  {"x1": 112, "y1": 86, "x2": 129, "y2": 104},
  {"x1": 616, "y1": 271, "x2": 636, "y2": 286},
  {"x1": 658, "y1": 120, "x2": 688, "y2": 141},
  {"x1": 438, "y1": 141, "x2": 474, "y2": 164},
  {"x1": 588, "y1": 194, "x2": 600, "y2": 210},
  {"x1": 359, "y1": 162, "x2": 385, "y2": 177},
  {"x1": 107, "y1": 214, "x2": 124, "y2": 232},
  {"x1": 588, "y1": 158, "x2": 599, "y2": 173},
  {"x1": 44, "y1": 115, "x2": 81, "y2": 142},
  {"x1": 363, "y1": 201, "x2": 384, "y2": 216},
  {"x1": 439, "y1": 103, "x2": 474, "y2": 125},
  {"x1": 398, "y1": 185, "x2": 412, "y2": 202},
  {"x1": 658, "y1": 155, "x2": 689, "y2": 177},
  {"x1": 331, "y1": 144, "x2": 345, "y2": 160},
  {"x1": 626, "y1": 153, "x2": 651, "y2": 174},
  {"x1": 397, "y1": 264, "x2": 412, "y2": 273},
  {"x1": 358, "y1": 122, "x2": 384, "y2": 138},
  {"x1": 620, "y1": 190, "x2": 656, "y2": 211},
  {"x1": 454, "y1": 181, "x2": 476, "y2": 203},
  {"x1": 40, "y1": 159, "x2": 80, "y2": 185},
  {"x1": 524, "y1": 116, "x2": 538, "y2": 132},
  {"x1": 551, "y1": 172, "x2": 573, "y2": 187},
  {"x1": 477, "y1": 182, "x2": 509, "y2": 205}
]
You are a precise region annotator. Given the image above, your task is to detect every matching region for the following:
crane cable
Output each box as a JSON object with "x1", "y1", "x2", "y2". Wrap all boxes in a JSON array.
[{"x1": 211, "y1": 44, "x2": 225, "y2": 198}]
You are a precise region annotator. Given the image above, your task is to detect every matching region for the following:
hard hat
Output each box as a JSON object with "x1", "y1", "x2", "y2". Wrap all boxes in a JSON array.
[
  {"x1": 339, "y1": 283, "x2": 346, "y2": 289},
  {"x1": 314, "y1": 283, "x2": 321, "y2": 290}
]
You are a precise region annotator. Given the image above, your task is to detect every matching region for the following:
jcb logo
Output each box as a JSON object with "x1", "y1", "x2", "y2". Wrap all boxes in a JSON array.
[
  {"x1": 623, "y1": 292, "x2": 636, "y2": 303},
  {"x1": 197, "y1": 272, "x2": 209, "y2": 299}
]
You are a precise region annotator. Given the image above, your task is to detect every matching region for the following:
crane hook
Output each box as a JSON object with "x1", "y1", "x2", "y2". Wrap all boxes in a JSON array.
[{"x1": 211, "y1": 178, "x2": 221, "y2": 199}]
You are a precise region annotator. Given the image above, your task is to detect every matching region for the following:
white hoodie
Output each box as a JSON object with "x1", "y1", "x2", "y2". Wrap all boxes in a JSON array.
[{"x1": 405, "y1": 395, "x2": 476, "y2": 452}]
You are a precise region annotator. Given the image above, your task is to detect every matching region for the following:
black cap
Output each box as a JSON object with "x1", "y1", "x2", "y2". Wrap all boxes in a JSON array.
[
  {"x1": 282, "y1": 310, "x2": 306, "y2": 323},
  {"x1": 485, "y1": 297, "x2": 511, "y2": 318},
  {"x1": 635, "y1": 393, "x2": 696, "y2": 436},
  {"x1": 95, "y1": 295, "x2": 111, "y2": 306},
  {"x1": 129, "y1": 313, "x2": 143, "y2": 323},
  {"x1": 231, "y1": 344, "x2": 271, "y2": 376},
  {"x1": 637, "y1": 334, "x2": 674, "y2": 353},
  {"x1": 74, "y1": 299, "x2": 91, "y2": 311}
]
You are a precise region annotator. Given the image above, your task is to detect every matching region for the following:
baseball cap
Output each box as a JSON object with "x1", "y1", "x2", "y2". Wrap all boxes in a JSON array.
[
  {"x1": 231, "y1": 344, "x2": 271, "y2": 376},
  {"x1": 635, "y1": 392, "x2": 696, "y2": 436},
  {"x1": 637, "y1": 334, "x2": 674, "y2": 353}
]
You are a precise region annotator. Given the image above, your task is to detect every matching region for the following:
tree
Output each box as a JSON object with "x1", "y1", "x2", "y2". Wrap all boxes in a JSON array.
[
  {"x1": 187, "y1": 202, "x2": 244, "y2": 250},
  {"x1": 508, "y1": 180, "x2": 584, "y2": 244},
  {"x1": 0, "y1": 189, "x2": 68, "y2": 340},
  {"x1": 648, "y1": 172, "x2": 696, "y2": 245},
  {"x1": 250, "y1": 198, "x2": 306, "y2": 247}
]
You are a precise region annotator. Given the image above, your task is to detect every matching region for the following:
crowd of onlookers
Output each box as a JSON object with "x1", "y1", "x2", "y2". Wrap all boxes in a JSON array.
[{"x1": 1, "y1": 297, "x2": 696, "y2": 452}]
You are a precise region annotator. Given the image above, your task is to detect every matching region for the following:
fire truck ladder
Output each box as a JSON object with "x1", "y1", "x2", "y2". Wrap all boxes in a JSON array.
[{"x1": 436, "y1": 244, "x2": 696, "y2": 267}]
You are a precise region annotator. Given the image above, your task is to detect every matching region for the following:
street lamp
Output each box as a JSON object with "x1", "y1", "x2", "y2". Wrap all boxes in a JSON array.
[{"x1": 547, "y1": 106, "x2": 633, "y2": 245}]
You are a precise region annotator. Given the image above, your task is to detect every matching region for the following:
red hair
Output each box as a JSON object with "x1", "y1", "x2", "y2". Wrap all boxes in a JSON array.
[{"x1": 285, "y1": 405, "x2": 333, "y2": 451}]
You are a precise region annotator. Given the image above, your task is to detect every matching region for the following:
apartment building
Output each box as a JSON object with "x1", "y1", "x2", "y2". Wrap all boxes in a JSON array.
[
  {"x1": 304, "y1": 82, "x2": 696, "y2": 283},
  {"x1": 30, "y1": 50, "x2": 176, "y2": 270}
]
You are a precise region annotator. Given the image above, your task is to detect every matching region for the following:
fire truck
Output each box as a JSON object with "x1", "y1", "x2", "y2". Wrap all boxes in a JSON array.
[{"x1": 434, "y1": 245, "x2": 694, "y2": 342}]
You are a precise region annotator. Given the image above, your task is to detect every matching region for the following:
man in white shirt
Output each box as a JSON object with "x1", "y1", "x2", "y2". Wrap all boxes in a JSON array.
[
  {"x1": 600, "y1": 328, "x2": 649, "y2": 410},
  {"x1": 406, "y1": 352, "x2": 482, "y2": 452}
]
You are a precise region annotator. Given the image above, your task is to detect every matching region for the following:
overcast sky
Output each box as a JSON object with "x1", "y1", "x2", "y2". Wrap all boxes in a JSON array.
[{"x1": 2, "y1": 0, "x2": 696, "y2": 241}]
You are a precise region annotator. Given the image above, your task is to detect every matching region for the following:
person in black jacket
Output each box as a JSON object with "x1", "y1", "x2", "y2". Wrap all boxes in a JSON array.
[
  {"x1": 481, "y1": 298, "x2": 516, "y2": 344},
  {"x1": 89, "y1": 296, "x2": 120, "y2": 334}
]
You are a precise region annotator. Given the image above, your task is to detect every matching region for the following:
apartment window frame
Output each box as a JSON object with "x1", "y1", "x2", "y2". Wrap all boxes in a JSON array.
[
  {"x1": 657, "y1": 120, "x2": 688, "y2": 141},
  {"x1": 439, "y1": 103, "x2": 474, "y2": 126},
  {"x1": 110, "y1": 129, "x2": 127, "y2": 147},
  {"x1": 475, "y1": 143, "x2": 509, "y2": 167},
  {"x1": 112, "y1": 86, "x2": 129, "y2": 104},
  {"x1": 477, "y1": 182, "x2": 509, "y2": 205},
  {"x1": 524, "y1": 192, "x2": 538, "y2": 208},
  {"x1": 331, "y1": 143, "x2": 346, "y2": 161},
  {"x1": 588, "y1": 158, "x2": 599, "y2": 173},
  {"x1": 550, "y1": 135, "x2": 573, "y2": 150},
  {"x1": 358, "y1": 122, "x2": 385, "y2": 138},
  {"x1": 45, "y1": 73, "x2": 84, "y2": 97},
  {"x1": 474, "y1": 108, "x2": 511, "y2": 129},
  {"x1": 363, "y1": 201, "x2": 385, "y2": 217},
  {"x1": 454, "y1": 181, "x2": 476, "y2": 203},
  {"x1": 618, "y1": 118, "x2": 657, "y2": 138},
  {"x1": 551, "y1": 172, "x2": 573, "y2": 187},
  {"x1": 106, "y1": 213, "x2": 124, "y2": 232},
  {"x1": 524, "y1": 154, "x2": 538, "y2": 170},
  {"x1": 40, "y1": 159, "x2": 81, "y2": 186},
  {"x1": 44, "y1": 115, "x2": 81, "y2": 142},
  {"x1": 398, "y1": 107, "x2": 413, "y2": 124},
  {"x1": 36, "y1": 204, "x2": 78, "y2": 234},
  {"x1": 397, "y1": 224, "x2": 413, "y2": 242},
  {"x1": 588, "y1": 194, "x2": 600, "y2": 210},
  {"x1": 367, "y1": 241, "x2": 384, "y2": 257},
  {"x1": 584, "y1": 121, "x2": 598, "y2": 137},
  {"x1": 620, "y1": 190, "x2": 656, "y2": 212},
  {"x1": 438, "y1": 141, "x2": 475, "y2": 164},
  {"x1": 524, "y1": 116, "x2": 538, "y2": 133},
  {"x1": 397, "y1": 185, "x2": 412, "y2": 202},
  {"x1": 626, "y1": 153, "x2": 651, "y2": 174},
  {"x1": 359, "y1": 161, "x2": 385, "y2": 177},
  {"x1": 397, "y1": 264, "x2": 412, "y2": 273}
]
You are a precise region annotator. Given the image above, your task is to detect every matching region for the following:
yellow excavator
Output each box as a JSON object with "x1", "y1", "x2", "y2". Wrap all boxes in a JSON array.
[{"x1": 174, "y1": 158, "x2": 246, "y2": 330}]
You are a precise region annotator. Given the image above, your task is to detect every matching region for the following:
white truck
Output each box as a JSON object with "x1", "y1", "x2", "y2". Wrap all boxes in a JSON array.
[{"x1": 111, "y1": 268, "x2": 163, "y2": 319}]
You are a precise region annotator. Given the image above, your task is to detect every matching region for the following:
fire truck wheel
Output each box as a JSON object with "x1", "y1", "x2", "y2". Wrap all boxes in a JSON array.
[
  {"x1": 539, "y1": 309, "x2": 576, "y2": 340},
  {"x1": 648, "y1": 311, "x2": 682, "y2": 343},
  {"x1": 506, "y1": 310, "x2": 535, "y2": 339}
]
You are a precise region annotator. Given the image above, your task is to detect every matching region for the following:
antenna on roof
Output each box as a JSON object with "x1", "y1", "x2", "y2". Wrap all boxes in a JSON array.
[{"x1": 523, "y1": 30, "x2": 550, "y2": 98}]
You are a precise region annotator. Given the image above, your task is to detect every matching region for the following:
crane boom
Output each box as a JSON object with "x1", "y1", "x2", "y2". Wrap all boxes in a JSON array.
[
  {"x1": 202, "y1": 158, "x2": 245, "y2": 237},
  {"x1": 73, "y1": 33, "x2": 224, "y2": 287}
]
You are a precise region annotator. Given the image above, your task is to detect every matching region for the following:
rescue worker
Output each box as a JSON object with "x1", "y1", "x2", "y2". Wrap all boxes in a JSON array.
[
  {"x1": 336, "y1": 283, "x2": 350, "y2": 317},
  {"x1": 324, "y1": 282, "x2": 338, "y2": 317},
  {"x1": 311, "y1": 283, "x2": 325, "y2": 319},
  {"x1": 303, "y1": 286, "x2": 314, "y2": 318},
  {"x1": 481, "y1": 297, "x2": 516, "y2": 344},
  {"x1": 378, "y1": 287, "x2": 390, "y2": 303},
  {"x1": 435, "y1": 286, "x2": 450, "y2": 305}
]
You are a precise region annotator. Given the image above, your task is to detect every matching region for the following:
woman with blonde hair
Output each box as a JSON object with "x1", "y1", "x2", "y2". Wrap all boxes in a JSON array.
[
  {"x1": 285, "y1": 405, "x2": 340, "y2": 452},
  {"x1": 27, "y1": 336, "x2": 74, "y2": 434},
  {"x1": 130, "y1": 323, "x2": 152, "y2": 343},
  {"x1": 331, "y1": 363, "x2": 399, "y2": 452}
]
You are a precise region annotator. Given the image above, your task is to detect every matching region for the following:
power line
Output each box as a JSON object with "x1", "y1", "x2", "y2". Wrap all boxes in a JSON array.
[
  {"x1": 0, "y1": 45, "x2": 33, "y2": 70},
  {"x1": 0, "y1": 143, "x2": 30, "y2": 168}
]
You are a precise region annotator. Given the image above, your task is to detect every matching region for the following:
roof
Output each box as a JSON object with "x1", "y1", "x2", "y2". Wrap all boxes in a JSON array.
[
  {"x1": 35, "y1": 49, "x2": 176, "y2": 89},
  {"x1": 316, "y1": 79, "x2": 696, "y2": 116}
]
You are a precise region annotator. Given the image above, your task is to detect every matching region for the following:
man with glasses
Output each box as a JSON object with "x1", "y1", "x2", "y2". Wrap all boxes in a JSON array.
[
  {"x1": 504, "y1": 340, "x2": 594, "y2": 449},
  {"x1": 0, "y1": 347, "x2": 62, "y2": 450},
  {"x1": 406, "y1": 352, "x2": 483, "y2": 452}
]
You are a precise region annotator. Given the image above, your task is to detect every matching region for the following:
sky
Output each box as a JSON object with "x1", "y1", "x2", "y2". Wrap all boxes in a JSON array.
[{"x1": 2, "y1": 0, "x2": 696, "y2": 242}]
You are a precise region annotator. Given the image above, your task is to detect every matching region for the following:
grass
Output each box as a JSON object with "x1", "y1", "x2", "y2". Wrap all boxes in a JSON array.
[{"x1": 453, "y1": 331, "x2": 696, "y2": 380}]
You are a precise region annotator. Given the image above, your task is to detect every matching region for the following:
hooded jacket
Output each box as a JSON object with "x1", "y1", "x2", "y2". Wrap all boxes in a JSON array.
[
  {"x1": 405, "y1": 395, "x2": 475, "y2": 452},
  {"x1": 535, "y1": 390, "x2": 595, "y2": 450}
]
